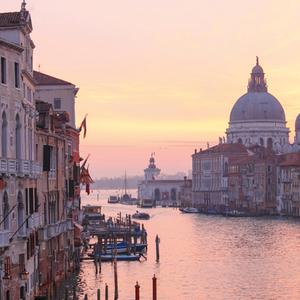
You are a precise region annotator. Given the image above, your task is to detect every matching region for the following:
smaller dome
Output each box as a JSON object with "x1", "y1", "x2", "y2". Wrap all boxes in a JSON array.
[
  {"x1": 252, "y1": 64, "x2": 264, "y2": 74},
  {"x1": 296, "y1": 114, "x2": 300, "y2": 131}
]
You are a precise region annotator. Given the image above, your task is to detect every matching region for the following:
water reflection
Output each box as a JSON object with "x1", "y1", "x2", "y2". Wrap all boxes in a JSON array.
[{"x1": 69, "y1": 190, "x2": 300, "y2": 300}]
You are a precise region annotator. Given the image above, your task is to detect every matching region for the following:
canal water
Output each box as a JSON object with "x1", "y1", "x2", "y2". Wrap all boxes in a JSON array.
[{"x1": 72, "y1": 189, "x2": 300, "y2": 299}]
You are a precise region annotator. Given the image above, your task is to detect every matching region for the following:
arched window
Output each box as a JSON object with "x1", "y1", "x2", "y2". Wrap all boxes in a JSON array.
[
  {"x1": 237, "y1": 138, "x2": 243, "y2": 144},
  {"x1": 2, "y1": 111, "x2": 8, "y2": 157},
  {"x1": 260, "y1": 138, "x2": 264, "y2": 146},
  {"x1": 3, "y1": 191, "x2": 9, "y2": 230},
  {"x1": 154, "y1": 188, "x2": 161, "y2": 202},
  {"x1": 171, "y1": 188, "x2": 177, "y2": 201},
  {"x1": 267, "y1": 138, "x2": 273, "y2": 149},
  {"x1": 15, "y1": 114, "x2": 21, "y2": 160},
  {"x1": 5, "y1": 290, "x2": 10, "y2": 300},
  {"x1": 17, "y1": 192, "x2": 24, "y2": 235}
]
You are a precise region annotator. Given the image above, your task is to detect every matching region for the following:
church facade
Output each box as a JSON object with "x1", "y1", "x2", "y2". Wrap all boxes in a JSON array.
[{"x1": 192, "y1": 58, "x2": 300, "y2": 215}]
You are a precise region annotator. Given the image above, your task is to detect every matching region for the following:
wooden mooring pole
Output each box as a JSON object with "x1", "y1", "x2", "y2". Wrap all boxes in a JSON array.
[
  {"x1": 114, "y1": 258, "x2": 119, "y2": 299},
  {"x1": 152, "y1": 275, "x2": 157, "y2": 300},
  {"x1": 155, "y1": 235, "x2": 160, "y2": 262},
  {"x1": 84, "y1": 294, "x2": 88, "y2": 300},
  {"x1": 105, "y1": 283, "x2": 108, "y2": 300},
  {"x1": 135, "y1": 281, "x2": 140, "y2": 300},
  {"x1": 97, "y1": 288, "x2": 101, "y2": 300}
]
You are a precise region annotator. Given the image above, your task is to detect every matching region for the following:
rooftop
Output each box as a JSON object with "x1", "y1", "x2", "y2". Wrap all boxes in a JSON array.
[{"x1": 33, "y1": 71, "x2": 74, "y2": 86}]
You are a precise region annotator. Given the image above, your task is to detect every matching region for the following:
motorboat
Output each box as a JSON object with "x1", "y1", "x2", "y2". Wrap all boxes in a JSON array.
[
  {"x1": 132, "y1": 211, "x2": 150, "y2": 220},
  {"x1": 108, "y1": 195, "x2": 119, "y2": 204},
  {"x1": 182, "y1": 207, "x2": 199, "y2": 213}
]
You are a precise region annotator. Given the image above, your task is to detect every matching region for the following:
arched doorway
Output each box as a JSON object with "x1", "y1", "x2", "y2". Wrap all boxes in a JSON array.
[
  {"x1": 171, "y1": 188, "x2": 177, "y2": 201},
  {"x1": 154, "y1": 188, "x2": 161, "y2": 202},
  {"x1": 15, "y1": 114, "x2": 21, "y2": 160},
  {"x1": 3, "y1": 191, "x2": 9, "y2": 230},
  {"x1": 260, "y1": 138, "x2": 264, "y2": 146},
  {"x1": 267, "y1": 138, "x2": 273, "y2": 149},
  {"x1": 2, "y1": 111, "x2": 7, "y2": 157}
]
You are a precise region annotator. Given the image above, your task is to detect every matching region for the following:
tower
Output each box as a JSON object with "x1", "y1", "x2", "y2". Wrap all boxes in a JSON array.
[{"x1": 144, "y1": 154, "x2": 160, "y2": 181}]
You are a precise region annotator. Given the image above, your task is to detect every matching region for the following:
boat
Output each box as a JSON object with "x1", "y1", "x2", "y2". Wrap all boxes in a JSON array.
[
  {"x1": 88, "y1": 253, "x2": 141, "y2": 261},
  {"x1": 119, "y1": 171, "x2": 137, "y2": 205},
  {"x1": 91, "y1": 241, "x2": 147, "y2": 254},
  {"x1": 108, "y1": 195, "x2": 119, "y2": 204},
  {"x1": 82, "y1": 205, "x2": 104, "y2": 225},
  {"x1": 132, "y1": 211, "x2": 150, "y2": 220},
  {"x1": 223, "y1": 210, "x2": 248, "y2": 217},
  {"x1": 182, "y1": 207, "x2": 199, "y2": 213}
]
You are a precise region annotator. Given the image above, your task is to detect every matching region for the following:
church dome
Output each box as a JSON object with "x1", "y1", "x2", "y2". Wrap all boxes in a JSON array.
[
  {"x1": 230, "y1": 57, "x2": 286, "y2": 123},
  {"x1": 230, "y1": 92, "x2": 286, "y2": 123},
  {"x1": 296, "y1": 114, "x2": 300, "y2": 131}
]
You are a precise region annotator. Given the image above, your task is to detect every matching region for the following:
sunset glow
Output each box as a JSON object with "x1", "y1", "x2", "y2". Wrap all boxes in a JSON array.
[{"x1": 3, "y1": 0, "x2": 300, "y2": 176}]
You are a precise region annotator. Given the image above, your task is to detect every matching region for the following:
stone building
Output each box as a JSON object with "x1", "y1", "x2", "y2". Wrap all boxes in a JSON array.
[
  {"x1": 0, "y1": 3, "x2": 41, "y2": 300},
  {"x1": 34, "y1": 71, "x2": 79, "y2": 128},
  {"x1": 192, "y1": 143, "x2": 248, "y2": 212},
  {"x1": 138, "y1": 155, "x2": 185, "y2": 206},
  {"x1": 277, "y1": 153, "x2": 300, "y2": 216},
  {"x1": 191, "y1": 58, "x2": 300, "y2": 215},
  {"x1": 0, "y1": 2, "x2": 82, "y2": 299},
  {"x1": 227, "y1": 145, "x2": 278, "y2": 214},
  {"x1": 35, "y1": 101, "x2": 75, "y2": 299}
]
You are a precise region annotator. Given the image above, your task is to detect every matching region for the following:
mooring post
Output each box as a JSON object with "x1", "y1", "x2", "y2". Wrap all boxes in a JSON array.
[
  {"x1": 105, "y1": 283, "x2": 108, "y2": 300},
  {"x1": 152, "y1": 275, "x2": 157, "y2": 300},
  {"x1": 155, "y1": 235, "x2": 160, "y2": 262},
  {"x1": 84, "y1": 294, "x2": 88, "y2": 300},
  {"x1": 114, "y1": 258, "x2": 119, "y2": 299},
  {"x1": 135, "y1": 281, "x2": 140, "y2": 300},
  {"x1": 97, "y1": 288, "x2": 101, "y2": 300}
]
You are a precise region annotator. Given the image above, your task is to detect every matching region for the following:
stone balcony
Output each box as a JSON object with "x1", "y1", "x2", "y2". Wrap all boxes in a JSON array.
[
  {"x1": 0, "y1": 231, "x2": 10, "y2": 248},
  {"x1": 0, "y1": 158, "x2": 41, "y2": 178},
  {"x1": 39, "y1": 219, "x2": 73, "y2": 241}
]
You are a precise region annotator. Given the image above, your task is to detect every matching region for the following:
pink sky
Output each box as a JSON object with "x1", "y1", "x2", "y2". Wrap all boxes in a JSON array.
[{"x1": 3, "y1": 0, "x2": 300, "y2": 177}]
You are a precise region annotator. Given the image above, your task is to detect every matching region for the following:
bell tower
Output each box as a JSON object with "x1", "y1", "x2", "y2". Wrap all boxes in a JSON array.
[{"x1": 144, "y1": 154, "x2": 161, "y2": 181}]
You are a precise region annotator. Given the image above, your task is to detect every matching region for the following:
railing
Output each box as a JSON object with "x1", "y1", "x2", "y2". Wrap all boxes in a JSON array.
[
  {"x1": 8, "y1": 159, "x2": 17, "y2": 175},
  {"x1": 0, "y1": 231, "x2": 10, "y2": 248},
  {"x1": 40, "y1": 219, "x2": 73, "y2": 240},
  {"x1": 0, "y1": 159, "x2": 8, "y2": 173}
]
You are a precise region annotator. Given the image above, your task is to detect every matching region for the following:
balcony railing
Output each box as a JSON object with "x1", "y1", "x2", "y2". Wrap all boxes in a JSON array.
[
  {"x1": 0, "y1": 231, "x2": 10, "y2": 248},
  {"x1": 8, "y1": 159, "x2": 17, "y2": 175},
  {"x1": 39, "y1": 219, "x2": 73, "y2": 241},
  {"x1": 0, "y1": 159, "x2": 7, "y2": 173}
]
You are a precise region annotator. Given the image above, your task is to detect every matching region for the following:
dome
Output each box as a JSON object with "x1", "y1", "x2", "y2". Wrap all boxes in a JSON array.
[
  {"x1": 230, "y1": 92, "x2": 286, "y2": 123},
  {"x1": 296, "y1": 114, "x2": 300, "y2": 131},
  {"x1": 251, "y1": 64, "x2": 264, "y2": 74}
]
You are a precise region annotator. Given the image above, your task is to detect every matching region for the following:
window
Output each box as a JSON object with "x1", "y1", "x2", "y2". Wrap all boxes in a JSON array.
[
  {"x1": 14, "y1": 62, "x2": 20, "y2": 88},
  {"x1": 15, "y1": 114, "x2": 21, "y2": 160},
  {"x1": 54, "y1": 98, "x2": 61, "y2": 109},
  {"x1": 1, "y1": 57, "x2": 7, "y2": 84},
  {"x1": 2, "y1": 111, "x2": 8, "y2": 157},
  {"x1": 3, "y1": 192, "x2": 9, "y2": 230}
]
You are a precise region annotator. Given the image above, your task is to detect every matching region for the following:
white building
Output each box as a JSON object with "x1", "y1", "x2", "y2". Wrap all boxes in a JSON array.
[
  {"x1": 138, "y1": 155, "x2": 185, "y2": 206},
  {"x1": 34, "y1": 71, "x2": 79, "y2": 128},
  {"x1": 226, "y1": 57, "x2": 300, "y2": 153}
]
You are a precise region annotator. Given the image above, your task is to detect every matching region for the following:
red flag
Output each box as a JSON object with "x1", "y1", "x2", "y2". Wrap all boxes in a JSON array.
[{"x1": 79, "y1": 115, "x2": 87, "y2": 138}]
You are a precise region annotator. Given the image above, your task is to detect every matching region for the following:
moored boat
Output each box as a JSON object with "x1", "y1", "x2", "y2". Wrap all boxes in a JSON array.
[
  {"x1": 132, "y1": 211, "x2": 150, "y2": 220},
  {"x1": 182, "y1": 207, "x2": 199, "y2": 213},
  {"x1": 108, "y1": 195, "x2": 119, "y2": 204},
  {"x1": 88, "y1": 253, "x2": 141, "y2": 261}
]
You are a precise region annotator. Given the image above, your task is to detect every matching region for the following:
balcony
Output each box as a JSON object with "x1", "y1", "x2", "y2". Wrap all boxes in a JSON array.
[
  {"x1": 40, "y1": 219, "x2": 73, "y2": 240},
  {"x1": 0, "y1": 159, "x2": 7, "y2": 173},
  {"x1": 0, "y1": 231, "x2": 10, "y2": 248},
  {"x1": 8, "y1": 159, "x2": 16, "y2": 175}
]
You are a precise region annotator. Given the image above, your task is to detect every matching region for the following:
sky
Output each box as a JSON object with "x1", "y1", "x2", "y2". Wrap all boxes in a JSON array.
[{"x1": 3, "y1": 0, "x2": 300, "y2": 177}]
